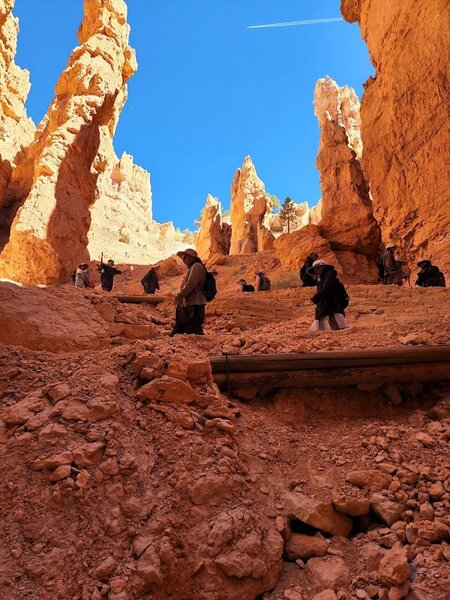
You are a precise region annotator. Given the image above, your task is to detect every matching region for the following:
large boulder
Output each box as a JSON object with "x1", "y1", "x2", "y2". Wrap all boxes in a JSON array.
[
  {"x1": 274, "y1": 224, "x2": 336, "y2": 271},
  {"x1": 283, "y1": 492, "x2": 353, "y2": 537},
  {"x1": 0, "y1": 282, "x2": 109, "y2": 351}
]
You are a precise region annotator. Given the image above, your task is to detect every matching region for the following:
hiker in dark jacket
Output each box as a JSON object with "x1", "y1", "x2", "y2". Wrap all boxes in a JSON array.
[
  {"x1": 99, "y1": 259, "x2": 122, "y2": 292},
  {"x1": 300, "y1": 253, "x2": 319, "y2": 287},
  {"x1": 381, "y1": 244, "x2": 403, "y2": 285},
  {"x1": 141, "y1": 266, "x2": 160, "y2": 294},
  {"x1": 416, "y1": 260, "x2": 446, "y2": 287},
  {"x1": 309, "y1": 260, "x2": 349, "y2": 331},
  {"x1": 171, "y1": 249, "x2": 207, "y2": 336}
]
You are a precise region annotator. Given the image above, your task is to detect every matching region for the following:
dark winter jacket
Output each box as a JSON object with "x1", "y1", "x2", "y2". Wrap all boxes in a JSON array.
[
  {"x1": 416, "y1": 265, "x2": 445, "y2": 288},
  {"x1": 300, "y1": 256, "x2": 317, "y2": 287},
  {"x1": 141, "y1": 269, "x2": 160, "y2": 294},
  {"x1": 99, "y1": 263, "x2": 121, "y2": 290},
  {"x1": 311, "y1": 267, "x2": 347, "y2": 320}
]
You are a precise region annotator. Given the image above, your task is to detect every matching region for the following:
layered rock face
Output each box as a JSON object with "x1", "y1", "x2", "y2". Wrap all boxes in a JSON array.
[
  {"x1": 0, "y1": 0, "x2": 35, "y2": 221},
  {"x1": 0, "y1": 0, "x2": 35, "y2": 167},
  {"x1": 195, "y1": 194, "x2": 231, "y2": 261},
  {"x1": 229, "y1": 156, "x2": 275, "y2": 255},
  {"x1": 341, "y1": 0, "x2": 450, "y2": 272},
  {"x1": 0, "y1": 0, "x2": 137, "y2": 284},
  {"x1": 88, "y1": 152, "x2": 155, "y2": 264},
  {"x1": 314, "y1": 77, "x2": 381, "y2": 256}
]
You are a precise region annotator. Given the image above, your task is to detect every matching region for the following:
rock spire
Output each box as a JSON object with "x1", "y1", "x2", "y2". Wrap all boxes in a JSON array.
[
  {"x1": 0, "y1": 0, "x2": 137, "y2": 284},
  {"x1": 195, "y1": 194, "x2": 231, "y2": 261},
  {"x1": 314, "y1": 76, "x2": 381, "y2": 255},
  {"x1": 229, "y1": 156, "x2": 275, "y2": 255}
]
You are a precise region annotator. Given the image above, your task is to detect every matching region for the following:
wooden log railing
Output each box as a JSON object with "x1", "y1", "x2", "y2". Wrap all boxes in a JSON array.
[
  {"x1": 114, "y1": 295, "x2": 165, "y2": 305},
  {"x1": 210, "y1": 346, "x2": 450, "y2": 391}
]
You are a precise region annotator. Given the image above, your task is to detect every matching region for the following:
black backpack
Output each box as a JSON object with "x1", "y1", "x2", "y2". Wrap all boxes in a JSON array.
[
  {"x1": 335, "y1": 279, "x2": 349, "y2": 310},
  {"x1": 203, "y1": 271, "x2": 217, "y2": 302}
]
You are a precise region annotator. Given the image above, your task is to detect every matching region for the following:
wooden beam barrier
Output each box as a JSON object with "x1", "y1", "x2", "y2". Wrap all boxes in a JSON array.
[
  {"x1": 210, "y1": 346, "x2": 450, "y2": 390},
  {"x1": 115, "y1": 295, "x2": 165, "y2": 305}
]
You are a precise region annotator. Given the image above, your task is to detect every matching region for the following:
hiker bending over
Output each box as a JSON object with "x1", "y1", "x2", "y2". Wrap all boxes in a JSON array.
[
  {"x1": 74, "y1": 263, "x2": 90, "y2": 288},
  {"x1": 416, "y1": 259, "x2": 446, "y2": 287},
  {"x1": 381, "y1": 244, "x2": 403, "y2": 285},
  {"x1": 309, "y1": 260, "x2": 349, "y2": 331},
  {"x1": 99, "y1": 259, "x2": 122, "y2": 292},
  {"x1": 300, "y1": 252, "x2": 319, "y2": 287},
  {"x1": 141, "y1": 266, "x2": 160, "y2": 294},
  {"x1": 255, "y1": 272, "x2": 271, "y2": 291},
  {"x1": 171, "y1": 249, "x2": 207, "y2": 335},
  {"x1": 238, "y1": 279, "x2": 255, "y2": 292}
]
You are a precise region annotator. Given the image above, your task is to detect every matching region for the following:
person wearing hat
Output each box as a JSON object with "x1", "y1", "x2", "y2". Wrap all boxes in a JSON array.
[
  {"x1": 141, "y1": 265, "x2": 160, "y2": 294},
  {"x1": 74, "y1": 263, "x2": 90, "y2": 289},
  {"x1": 309, "y1": 260, "x2": 349, "y2": 331},
  {"x1": 171, "y1": 249, "x2": 207, "y2": 335},
  {"x1": 300, "y1": 252, "x2": 319, "y2": 287},
  {"x1": 416, "y1": 259, "x2": 446, "y2": 287},
  {"x1": 381, "y1": 244, "x2": 403, "y2": 285}
]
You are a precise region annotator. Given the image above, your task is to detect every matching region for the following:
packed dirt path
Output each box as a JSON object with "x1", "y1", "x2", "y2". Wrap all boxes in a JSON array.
[{"x1": 0, "y1": 259, "x2": 449, "y2": 600}]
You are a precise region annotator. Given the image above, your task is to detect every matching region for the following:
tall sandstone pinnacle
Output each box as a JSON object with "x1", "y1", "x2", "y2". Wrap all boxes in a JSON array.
[
  {"x1": 229, "y1": 156, "x2": 275, "y2": 255},
  {"x1": 0, "y1": 0, "x2": 137, "y2": 284},
  {"x1": 314, "y1": 76, "x2": 381, "y2": 255},
  {"x1": 195, "y1": 194, "x2": 231, "y2": 261},
  {"x1": 0, "y1": 0, "x2": 35, "y2": 212},
  {"x1": 341, "y1": 0, "x2": 449, "y2": 272}
]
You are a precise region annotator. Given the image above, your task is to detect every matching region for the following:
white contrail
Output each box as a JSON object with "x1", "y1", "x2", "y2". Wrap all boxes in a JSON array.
[{"x1": 247, "y1": 17, "x2": 344, "y2": 29}]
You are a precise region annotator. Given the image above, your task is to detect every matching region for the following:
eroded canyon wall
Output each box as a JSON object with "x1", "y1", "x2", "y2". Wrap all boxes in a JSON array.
[
  {"x1": 0, "y1": 0, "x2": 35, "y2": 166},
  {"x1": 341, "y1": 0, "x2": 450, "y2": 272},
  {"x1": 0, "y1": 0, "x2": 137, "y2": 284},
  {"x1": 0, "y1": 0, "x2": 35, "y2": 220}
]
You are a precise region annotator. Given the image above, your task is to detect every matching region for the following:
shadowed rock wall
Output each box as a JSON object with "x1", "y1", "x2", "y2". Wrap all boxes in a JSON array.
[{"x1": 341, "y1": 0, "x2": 450, "y2": 272}]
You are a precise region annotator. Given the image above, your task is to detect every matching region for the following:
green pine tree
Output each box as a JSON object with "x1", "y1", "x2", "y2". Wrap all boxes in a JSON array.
[{"x1": 279, "y1": 197, "x2": 296, "y2": 233}]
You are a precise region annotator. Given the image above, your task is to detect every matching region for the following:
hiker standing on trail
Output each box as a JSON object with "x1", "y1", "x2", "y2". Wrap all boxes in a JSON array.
[
  {"x1": 141, "y1": 266, "x2": 160, "y2": 294},
  {"x1": 300, "y1": 252, "x2": 319, "y2": 287},
  {"x1": 74, "y1": 263, "x2": 90, "y2": 288},
  {"x1": 238, "y1": 278, "x2": 255, "y2": 292},
  {"x1": 99, "y1": 259, "x2": 122, "y2": 292},
  {"x1": 309, "y1": 260, "x2": 349, "y2": 331},
  {"x1": 171, "y1": 249, "x2": 207, "y2": 335},
  {"x1": 255, "y1": 272, "x2": 271, "y2": 291},
  {"x1": 381, "y1": 244, "x2": 403, "y2": 285},
  {"x1": 416, "y1": 259, "x2": 446, "y2": 287}
]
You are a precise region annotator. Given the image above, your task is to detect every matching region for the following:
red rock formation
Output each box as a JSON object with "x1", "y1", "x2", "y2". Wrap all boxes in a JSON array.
[
  {"x1": 0, "y1": 0, "x2": 35, "y2": 168},
  {"x1": 196, "y1": 194, "x2": 231, "y2": 261},
  {"x1": 0, "y1": 0, "x2": 137, "y2": 284},
  {"x1": 0, "y1": 0, "x2": 35, "y2": 232},
  {"x1": 274, "y1": 225, "x2": 336, "y2": 271},
  {"x1": 229, "y1": 156, "x2": 275, "y2": 255},
  {"x1": 341, "y1": 0, "x2": 450, "y2": 273},
  {"x1": 314, "y1": 77, "x2": 381, "y2": 256}
]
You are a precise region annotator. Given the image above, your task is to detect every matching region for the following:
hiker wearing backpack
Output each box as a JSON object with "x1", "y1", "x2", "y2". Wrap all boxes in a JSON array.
[
  {"x1": 171, "y1": 248, "x2": 215, "y2": 335},
  {"x1": 308, "y1": 260, "x2": 349, "y2": 331},
  {"x1": 255, "y1": 272, "x2": 271, "y2": 291}
]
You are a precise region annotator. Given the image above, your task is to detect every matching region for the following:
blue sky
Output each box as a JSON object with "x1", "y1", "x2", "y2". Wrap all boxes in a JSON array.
[{"x1": 14, "y1": 0, "x2": 372, "y2": 230}]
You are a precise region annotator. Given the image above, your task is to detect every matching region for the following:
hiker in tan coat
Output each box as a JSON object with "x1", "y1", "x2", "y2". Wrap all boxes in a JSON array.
[{"x1": 171, "y1": 249, "x2": 207, "y2": 335}]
